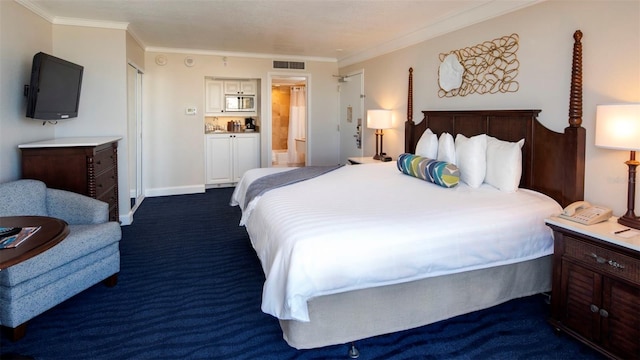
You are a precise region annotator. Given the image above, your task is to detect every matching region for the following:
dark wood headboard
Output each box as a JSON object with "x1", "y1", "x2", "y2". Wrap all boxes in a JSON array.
[{"x1": 404, "y1": 31, "x2": 586, "y2": 208}]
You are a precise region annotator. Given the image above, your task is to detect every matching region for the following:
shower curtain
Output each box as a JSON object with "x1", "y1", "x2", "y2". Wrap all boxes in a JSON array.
[{"x1": 288, "y1": 86, "x2": 306, "y2": 164}]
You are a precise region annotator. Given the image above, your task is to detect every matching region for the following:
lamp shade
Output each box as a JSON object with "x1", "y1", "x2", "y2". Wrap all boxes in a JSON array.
[
  {"x1": 595, "y1": 104, "x2": 640, "y2": 151},
  {"x1": 367, "y1": 110, "x2": 393, "y2": 129}
]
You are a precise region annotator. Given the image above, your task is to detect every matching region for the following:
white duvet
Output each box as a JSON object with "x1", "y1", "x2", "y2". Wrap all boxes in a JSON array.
[{"x1": 230, "y1": 163, "x2": 562, "y2": 322}]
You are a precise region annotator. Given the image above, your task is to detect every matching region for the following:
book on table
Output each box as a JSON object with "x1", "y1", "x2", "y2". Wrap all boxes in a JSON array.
[{"x1": 0, "y1": 226, "x2": 41, "y2": 249}]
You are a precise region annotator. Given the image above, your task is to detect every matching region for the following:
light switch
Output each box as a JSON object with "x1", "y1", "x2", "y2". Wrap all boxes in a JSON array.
[{"x1": 185, "y1": 107, "x2": 197, "y2": 115}]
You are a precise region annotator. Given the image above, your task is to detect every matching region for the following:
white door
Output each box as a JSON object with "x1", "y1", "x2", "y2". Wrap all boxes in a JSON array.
[{"x1": 339, "y1": 71, "x2": 364, "y2": 164}]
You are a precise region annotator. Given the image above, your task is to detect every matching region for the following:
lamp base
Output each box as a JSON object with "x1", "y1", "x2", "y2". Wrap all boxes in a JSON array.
[
  {"x1": 372, "y1": 154, "x2": 381, "y2": 160},
  {"x1": 618, "y1": 214, "x2": 640, "y2": 231}
]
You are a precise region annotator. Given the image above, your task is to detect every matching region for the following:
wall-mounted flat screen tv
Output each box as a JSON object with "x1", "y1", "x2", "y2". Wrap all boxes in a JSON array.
[{"x1": 26, "y1": 52, "x2": 84, "y2": 120}]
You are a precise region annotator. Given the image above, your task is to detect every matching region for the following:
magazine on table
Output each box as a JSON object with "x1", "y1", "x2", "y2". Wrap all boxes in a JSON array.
[{"x1": 0, "y1": 226, "x2": 41, "y2": 249}]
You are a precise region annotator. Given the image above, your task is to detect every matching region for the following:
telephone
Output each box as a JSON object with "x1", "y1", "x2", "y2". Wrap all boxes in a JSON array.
[{"x1": 559, "y1": 201, "x2": 612, "y2": 225}]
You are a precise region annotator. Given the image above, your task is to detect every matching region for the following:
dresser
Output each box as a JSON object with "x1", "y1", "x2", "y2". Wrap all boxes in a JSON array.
[
  {"x1": 545, "y1": 217, "x2": 640, "y2": 359},
  {"x1": 19, "y1": 137, "x2": 121, "y2": 222}
]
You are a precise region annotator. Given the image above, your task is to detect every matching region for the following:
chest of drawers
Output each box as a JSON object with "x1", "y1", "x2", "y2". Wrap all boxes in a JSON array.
[
  {"x1": 19, "y1": 137, "x2": 121, "y2": 222},
  {"x1": 546, "y1": 217, "x2": 640, "y2": 359}
]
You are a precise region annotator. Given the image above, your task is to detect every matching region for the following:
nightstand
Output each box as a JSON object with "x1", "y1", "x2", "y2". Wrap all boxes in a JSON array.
[
  {"x1": 347, "y1": 156, "x2": 390, "y2": 165},
  {"x1": 545, "y1": 217, "x2": 640, "y2": 359}
]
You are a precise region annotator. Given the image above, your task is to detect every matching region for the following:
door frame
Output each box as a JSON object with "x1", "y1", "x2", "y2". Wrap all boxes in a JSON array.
[
  {"x1": 339, "y1": 69, "x2": 365, "y2": 163},
  {"x1": 266, "y1": 72, "x2": 311, "y2": 167},
  {"x1": 127, "y1": 62, "x2": 144, "y2": 220}
]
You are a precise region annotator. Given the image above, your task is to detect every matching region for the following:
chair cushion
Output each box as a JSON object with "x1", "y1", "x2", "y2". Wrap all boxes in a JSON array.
[
  {"x1": 0, "y1": 180, "x2": 48, "y2": 217},
  {"x1": 0, "y1": 223, "x2": 121, "y2": 287}
]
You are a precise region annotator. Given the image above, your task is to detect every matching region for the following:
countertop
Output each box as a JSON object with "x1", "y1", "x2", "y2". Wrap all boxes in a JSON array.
[
  {"x1": 546, "y1": 216, "x2": 640, "y2": 252},
  {"x1": 205, "y1": 130, "x2": 258, "y2": 135},
  {"x1": 18, "y1": 136, "x2": 122, "y2": 148}
]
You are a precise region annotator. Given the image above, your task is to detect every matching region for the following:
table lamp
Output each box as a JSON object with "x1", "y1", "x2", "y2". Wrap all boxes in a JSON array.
[
  {"x1": 367, "y1": 110, "x2": 392, "y2": 160},
  {"x1": 595, "y1": 103, "x2": 640, "y2": 230}
]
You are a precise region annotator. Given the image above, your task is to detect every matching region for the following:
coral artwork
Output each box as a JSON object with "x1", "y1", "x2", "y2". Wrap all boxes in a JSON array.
[{"x1": 438, "y1": 33, "x2": 520, "y2": 97}]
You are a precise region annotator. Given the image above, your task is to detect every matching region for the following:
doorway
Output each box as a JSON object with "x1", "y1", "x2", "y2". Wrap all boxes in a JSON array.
[
  {"x1": 270, "y1": 75, "x2": 308, "y2": 167},
  {"x1": 127, "y1": 63, "x2": 143, "y2": 214}
]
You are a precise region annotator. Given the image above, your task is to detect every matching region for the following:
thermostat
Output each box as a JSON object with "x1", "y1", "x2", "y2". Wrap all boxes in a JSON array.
[{"x1": 185, "y1": 107, "x2": 197, "y2": 115}]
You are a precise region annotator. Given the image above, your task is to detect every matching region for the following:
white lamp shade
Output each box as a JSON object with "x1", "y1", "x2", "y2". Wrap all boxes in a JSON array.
[
  {"x1": 595, "y1": 104, "x2": 640, "y2": 151},
  {"x1": 367, "y1": 110, "x2": 393, "y2": 129}
]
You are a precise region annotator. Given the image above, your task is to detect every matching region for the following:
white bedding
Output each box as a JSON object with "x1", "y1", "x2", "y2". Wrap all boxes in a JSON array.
[{"x1": 230, "y1": 163, "x2": 562, "y2": 322}]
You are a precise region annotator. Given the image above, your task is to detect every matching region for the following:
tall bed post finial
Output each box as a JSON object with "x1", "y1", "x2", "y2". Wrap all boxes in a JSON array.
[
  {"x1": 405, "y1": 68, "x2": 415, "y2": 153},
  {"x1": 569, "y1": 30, "x2": 583, "y2": 127}
]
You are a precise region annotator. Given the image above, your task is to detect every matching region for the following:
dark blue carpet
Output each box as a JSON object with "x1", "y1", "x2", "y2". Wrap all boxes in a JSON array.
[{"x1": 1, "y1": 188, "x2": 604, "y2": 359}]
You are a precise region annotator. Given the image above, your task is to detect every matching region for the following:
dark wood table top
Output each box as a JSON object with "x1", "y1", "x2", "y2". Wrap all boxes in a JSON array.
[{"x1": 0, "y1": 216, "x2": 69, "y2": 270}]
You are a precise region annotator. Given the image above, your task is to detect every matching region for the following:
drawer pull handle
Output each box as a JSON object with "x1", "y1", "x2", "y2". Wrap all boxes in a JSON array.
[
  {"x1": 599, "y1": 309, "x2": 609, "y2": 318},
  {"x1": 589, "y1": 253, "x2": 625, "y2": 270},
  {"x1": 590, "y1": 304, "x2": 599, "y2": 313},
  {"x1": 607, "y1": 259, "x2": 625, "y2": 269},
  {"x1": 590, "y1": 253, "x2": 606, "y2": 264}
]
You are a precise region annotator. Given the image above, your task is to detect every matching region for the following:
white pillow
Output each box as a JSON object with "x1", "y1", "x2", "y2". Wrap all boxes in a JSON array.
[
  {"x1": 437, "y1": 133, "x2": 456, "y2": 164},
  {"x1": 485, "y1": 136, "x2": 525, "y2": 192},
  {"x1": 415, "y1": 128, "x2": 438, "y2": 159},
  {"x1": 454, "y1": 134, "x2": 487, "y2": 188}
]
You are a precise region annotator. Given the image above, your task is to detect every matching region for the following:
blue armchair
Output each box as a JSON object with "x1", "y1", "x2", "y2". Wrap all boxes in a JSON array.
[{"x1": 0, "y1": 179, "x2": 121, "y2": 340}]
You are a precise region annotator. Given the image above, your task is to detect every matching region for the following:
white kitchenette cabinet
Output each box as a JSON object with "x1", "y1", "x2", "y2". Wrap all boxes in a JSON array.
[
  {"x1": 205, "y1": 79, "x2": 224, "y2": 115},
  {"x1": 224, "y1": 80, "x2": 256, "y2": 95},
  {"x1": 205, "y1": 133, "x2": 260, "y2": 186}
]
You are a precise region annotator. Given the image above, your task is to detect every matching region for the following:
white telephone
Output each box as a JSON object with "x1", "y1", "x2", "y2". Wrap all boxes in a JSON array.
[{"x1": 559, "y1": 201, "x2": 612, "y2": 225}]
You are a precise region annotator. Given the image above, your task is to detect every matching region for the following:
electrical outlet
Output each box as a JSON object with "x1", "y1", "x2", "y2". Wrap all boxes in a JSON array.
[{"x1": 185, "y1": 107, "x2": 197, "y2": 115}]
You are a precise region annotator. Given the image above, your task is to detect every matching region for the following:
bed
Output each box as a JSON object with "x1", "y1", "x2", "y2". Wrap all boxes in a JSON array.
[{"x1": 231, "y1": 30, "x2": 586, "y2": 352}]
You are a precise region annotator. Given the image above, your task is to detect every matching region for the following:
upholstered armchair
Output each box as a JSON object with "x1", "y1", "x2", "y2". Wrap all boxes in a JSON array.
[{"x1": 0, "y1": 179, "x2": 121, "y2": 340}]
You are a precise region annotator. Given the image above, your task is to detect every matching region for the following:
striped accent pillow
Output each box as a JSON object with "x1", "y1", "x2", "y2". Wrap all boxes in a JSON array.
[{"x1": 397, "y1": 153, "x2": 460, "y2": 188}]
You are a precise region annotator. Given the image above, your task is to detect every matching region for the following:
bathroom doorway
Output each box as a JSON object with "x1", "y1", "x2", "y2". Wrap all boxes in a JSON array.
[{"x1": 271, "y1": 76, "x2": 307, "y2": 167}]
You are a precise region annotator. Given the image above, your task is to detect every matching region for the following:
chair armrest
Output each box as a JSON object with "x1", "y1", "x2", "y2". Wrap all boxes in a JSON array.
[{"x1": 46, "y1": 189, "x2": 109, "y2": 225}]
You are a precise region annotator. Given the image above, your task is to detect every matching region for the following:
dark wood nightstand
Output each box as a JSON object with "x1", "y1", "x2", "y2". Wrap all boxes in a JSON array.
[
  {"x1": 545, "y1": 217, "x2": 640, "y2": 359},
  {"x1": 347, "y1": 156, "x2": 393, "y2": 165}
]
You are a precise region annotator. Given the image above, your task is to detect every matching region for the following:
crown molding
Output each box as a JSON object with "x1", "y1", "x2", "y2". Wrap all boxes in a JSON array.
[
  {"x1": 52, "y1": 16, "x2": 129, "y2": 30},
  {"x1": 338, "y1": 0, "x2": 544, "y2": 68},
  {"x1": 126, "y1": 26, "x2": 147, "y2": 50},
  {"x1": 17, "y1": 0, "x2": 543, "y2": 68},
  {"x1": 17, "y1": 0, "x2": 129, "y2": 30},
  {"x1": 15, "y1": 0, "x2": 54, "y2": 22},
  {"x1": 145, "y1": 46, "x2": 337, "y2": 63}
]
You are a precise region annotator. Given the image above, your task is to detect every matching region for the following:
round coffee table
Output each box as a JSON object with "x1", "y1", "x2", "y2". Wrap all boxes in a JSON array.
[{"x1": 0, "y1": 216, "x2": 69, "y2": 270}]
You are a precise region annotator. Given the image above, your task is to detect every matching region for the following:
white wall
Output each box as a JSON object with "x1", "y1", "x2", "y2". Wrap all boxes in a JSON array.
[
  {"x1": 340, "y1": 0, "x2": 640, "y2": 218},
  {"x1": 0, "y1": 3, "x2": 132, "y2": 220},
  {"x1": 0, "y1": 0, "x2": 54, "y2": 183},
  {"x1": 50, "y1": 25, "x2": 130, "y2": 220},
  {"x1": 143, "y1": 52, "x2": 338, "y2": 195},
  {"x1": 4, "y1": 0, "x2": 638, "y2": 220}
]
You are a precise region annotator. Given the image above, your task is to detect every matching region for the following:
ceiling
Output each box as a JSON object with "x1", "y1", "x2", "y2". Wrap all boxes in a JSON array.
[{"x1": 19, "y1": 0, "x2": 541, "y2": 66}]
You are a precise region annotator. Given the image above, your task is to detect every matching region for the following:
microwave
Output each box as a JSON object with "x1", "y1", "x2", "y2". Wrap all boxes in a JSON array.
[{"x1": 225, "y1": 95, "x2": 255, "y2": 112}]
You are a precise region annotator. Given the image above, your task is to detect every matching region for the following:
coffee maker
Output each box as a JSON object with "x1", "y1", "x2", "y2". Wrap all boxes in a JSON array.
[{"x1": 244, "y1": 117, "x2": 256, "y2": 131}]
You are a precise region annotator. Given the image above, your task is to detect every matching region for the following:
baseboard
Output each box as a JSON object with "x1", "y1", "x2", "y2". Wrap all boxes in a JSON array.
[
  {"x1": 144, "y1": 185, "x2": 206, "y2": 198},
  {"x1": 119, "y1": 211, "x2": 133, "y2": 226}
]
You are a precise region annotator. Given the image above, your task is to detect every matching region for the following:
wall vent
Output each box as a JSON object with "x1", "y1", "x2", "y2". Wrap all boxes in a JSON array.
[{"x1": 273, "y1": 60, "x2": 305, "y2": 70}]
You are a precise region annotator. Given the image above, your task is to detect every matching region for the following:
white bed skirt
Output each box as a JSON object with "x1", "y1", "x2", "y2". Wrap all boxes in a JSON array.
[{"x1": 279, "y1": 255, "x2": 552, "y2": 349}]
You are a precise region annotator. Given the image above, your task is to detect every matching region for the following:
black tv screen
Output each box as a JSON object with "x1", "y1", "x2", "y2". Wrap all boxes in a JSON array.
[{"x1": 26, "y1": 52, "x2": 83, "y2": 120}]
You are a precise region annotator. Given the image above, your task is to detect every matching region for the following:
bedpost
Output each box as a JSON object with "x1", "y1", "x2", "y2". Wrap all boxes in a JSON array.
[
  {"x1": 405, "y1": 67, "x2": 415, "y2": 153},
  {"x1": 563, "y1": 30, "x2": 586, "y2": 206}
]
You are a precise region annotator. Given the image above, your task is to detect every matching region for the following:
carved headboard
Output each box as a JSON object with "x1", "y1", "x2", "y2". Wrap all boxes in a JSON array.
[{"x1": 404, "y1": 31, "x2": 586, "y2": 207}]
